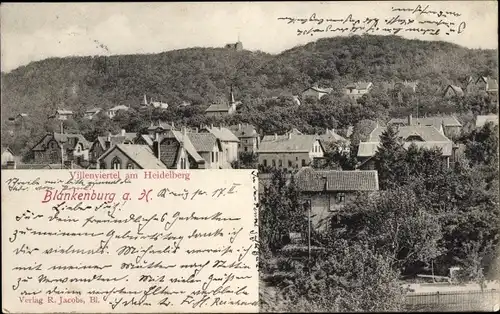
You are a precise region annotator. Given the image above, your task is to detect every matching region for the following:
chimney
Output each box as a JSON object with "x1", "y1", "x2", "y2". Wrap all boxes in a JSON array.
[
  {"x1": 408, "y1": 114, "x2": 413, "y2": 126},
  {"x1": 238, "y1": 123, "x2": 242, "y2": 130},
  {"x1": 105, "y1": 133, "x2": 112, "y2": 150},
  {"x1": 194, "y1": 127, "x2": 198, "y2": 133},
  {"x1": 211, "y1": 124, "x2": 214, "y2": 129},
  {"x1": 274, "y1": 133, "x2": 277, "y2": 140},
  {"x1": 288, "y1": 133, "x2": 292, "y2": 139},
  {"x1": 171, "y1": 122, "x2": 175, "y2": 129},
  {"x1": 153, "y1": 133, "x2": 161, "y2": 159},
  {"x1": 121, "y1": 129, "x2": 126, "y2": 136},
  {"x1": 6, "y1": 160, "x2": 16, "y2": 169}
]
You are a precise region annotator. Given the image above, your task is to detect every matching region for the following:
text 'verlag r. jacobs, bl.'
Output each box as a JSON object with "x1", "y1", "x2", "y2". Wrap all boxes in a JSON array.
[{"x1": 2, "y1": 170, "x2": 259, "y2": 313}]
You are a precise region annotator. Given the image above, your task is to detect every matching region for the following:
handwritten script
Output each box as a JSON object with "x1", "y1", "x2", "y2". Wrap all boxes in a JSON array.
[
  {"x1": 2, "y1": 170, "x2": 259, "y2": 313},
  {"x1": 278, "y1": 4, "x2": 466, "y2": 37}
]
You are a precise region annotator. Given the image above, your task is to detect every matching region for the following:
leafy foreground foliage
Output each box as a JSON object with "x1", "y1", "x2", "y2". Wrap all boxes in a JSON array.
[{"x1": 259, "y1": 123, "x2": 499, "y2": 311}]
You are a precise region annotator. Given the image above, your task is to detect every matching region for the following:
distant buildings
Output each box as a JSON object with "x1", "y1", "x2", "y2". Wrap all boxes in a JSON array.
[
  {"x1": 1, "y1": 147, "x2": 16, "y2": 167},
  {"x1": 443, "y1": 85, "x2": 465, "y2": 98},
  {"x1": 89, "y1": 130, "x2": 137, "y2": 166},
  {"x1": 31, "y1": 132, "x2": 90, "y2": 165},
  {"x1": 258, "y1": 132, "x2": 325, "y2": 169},
  {"x1": 107, "y1": 105, "x2": 129, "y2": 119},
  {"x1": 84, "y1": 108, "x2": 102, "y2": 120},
  {"x1": 475, "y1": 76, "x2": 498, "y2": 94},
  {"x1": 140, "y1": 95, "x2": 169, "y2": 110},
  {"x1": 147, "y1": 121, "x2": 176, "y2": 137},
  {"x1": 388, "y1": 115, "x2": 463, "y2": 139},
  {"x1": 295, "y1": 167, "x2": 379, "y2": 231},
  {"x1": 205, "y1": 88, "x2": 240, "y2": 117},
  {"x1": 224, "y1": 41, "x2": 243, "y2": 51},
  {"x1": 475, "y1": 114, "x2": 499, "y2": 128},
  {"x1": 229, "y1": 123, "x2": 260, "y2": 153},
  {"x1": 50, "y1": 109, "x2": 74, "y2": 120},
  {"x1": 200, "y1": 125, "x2": 240, "y2": 165},
  {"x1": 357, "y1": 123, "x2": 455, "y2": 169},
  {"x1": 98, "y1": 144, "x2": 166, "y2": 169},
  {"x1": 301, "y1": 85, "x2": 333, "y2": 101},
  {"x1": 344, "y1": 82, "x2": 373, "y2": 99}
]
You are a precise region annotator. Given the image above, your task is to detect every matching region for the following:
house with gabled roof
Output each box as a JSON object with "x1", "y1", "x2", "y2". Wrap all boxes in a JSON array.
[
  {"x1": 97, "y1": 144, "x2": 166, "y2": 169},
  {"x1": 388, "y1": 114, "x2": 463, "y2": 139},
  {"x1": 50, "y1": 109, "x2": 74, "y2": 120},
  {"x1": 200, "y1": 125, "x2": 240, "y2": 163},
  {"x1": 147, "y1": 121, "x2": 176, "y2": 137},
  {"x1": 295, "y1": 167, "x2": 379, "y2": 231},
  {"x1": 150, "y1": 129, "x2": 205, "y2": 169},
  {"x1": 84, "y1": 108, "x2": 102, "y2": 120},
  {"x1": 302, "y1": 85, "x2": 333, "y2": 101},
  {"x1": 319, "y1": 128, "x2": 350, "y2": 153},
  {"x1": 258, "y1": 132, "x2": 325, "y2": 170},
  {"x1": 475, "y1": 76, "x2": 498, "y2": 94},
  {"x1": 475, "y1": 114, "x2": 499, "y2": 128},
  {"x1": 107, "y1": 105, "x2": 129, "y2": 119},
  {"x1": 443, "y1": 85, "x2": 465, "y2": 98},
  {"x1": 31, "y1": 132, "x2": 90, "y2": 165},
  {"x1": 187, "y1": 132, "x2": 226, "y2": 169},
  {"x1": 1, "y1": 146, "x2": 17, "y2": 167},
  {"x1": 344, "y1": 82, "x2": 373, "y2": 99},
  {"x1": 229, "y1": 123, "x2": 260, "y2": 153},
  {"x1": 357, "y1": 124, "x2": 455, "y2": 170},
  {"x1": 205, "y1": 87, "x2": 241, "y2": 117},
  {"x1": 89, "y1": 130, "x2": 137, "y2": 166}
]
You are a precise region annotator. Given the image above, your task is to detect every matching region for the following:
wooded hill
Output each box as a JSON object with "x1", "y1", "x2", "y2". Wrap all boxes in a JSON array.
[{"x1": 1, "y1": 34, "x2": 498, "y2": 157}]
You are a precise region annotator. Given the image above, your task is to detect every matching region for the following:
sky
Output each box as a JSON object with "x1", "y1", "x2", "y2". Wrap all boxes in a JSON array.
[{"x1": 1, "y1": 1, "x2": 498, "y2": 72}]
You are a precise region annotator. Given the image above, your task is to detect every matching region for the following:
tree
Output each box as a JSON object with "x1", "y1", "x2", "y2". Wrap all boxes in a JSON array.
[
  {"x1": 350, "y1": 119, "x2": 378, "y2": 145},
  {"x1": 373, "y1": 125, "x2": 407, "y2": 189},
  {"x1": 464, "y1": 122, "x2": 499, "y2": 167}
]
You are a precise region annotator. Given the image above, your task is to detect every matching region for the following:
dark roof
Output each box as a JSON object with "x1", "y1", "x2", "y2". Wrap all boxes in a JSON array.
[
  {"x1": 303, "y1": 86, "x2": 333, "y2": 94},
  {"x1": 137, "y1": 134, "x2": 154, "y2": 146},
  {"x1": 295, "y1": 167, "x2": 379, "y2": 192},
  {"x1": 444, "y1": 85, "x2": 464, "y2": 96},
  {"x1": 147, "y1": 120, "x2": 175, "y2": 131},
  {"x1": 1, "y1": 146, "x2": 14, "y2": 155},
  {"x1": 160, "y1": 130, "x2": 204, "y2": 166},
  {"x1": 187, "y1": 132, "x2": 220, "y2": 152},
  {"x1": 96, "y1": 132, "x2": 137, "y2": 150},
  {"x1": 258, "y1": 134, "x2": 321, "y2": 153},
  {"x1": 319, "y1": 129, "x2": 346, "y2": 142},
  {"x1": 388, "y1": 116, "x2": 462, "y2": 128},
  {"x1": 32, "y1": 133, "x2": 90, "y2": 151},
  {"x1": 205, "y1": 103, "x2": 231, "y2": 112},
  {"x1": 55, "y1": 109, "x2": 73, "y2": 115}
]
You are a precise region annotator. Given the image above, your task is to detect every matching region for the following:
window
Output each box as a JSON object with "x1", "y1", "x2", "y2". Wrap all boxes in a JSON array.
[
  {"x1": 127, "y1": 163, "x2": 134, "y2": 169},
  {"x1": 296, "y1": 157, "x2": 298, "y2": 161},
  {"x1": 112, "y1": 157, "x2": 121, "y2": 169},
  {"x1": 180, "y1": 158, "x2": 186, "y2": 169},
  {"x1": 272, "y1": 160, "x2": 276, "y2": 167},
  {"x1": 336, "y1": 193, "x2": 345, "y2": 203},
  {"x1": 216, "y1": 152, "x2": 219, "y2": 162},
  {"x1": 244, "y1": 147, "x2": 248, "y2": 152},
  {"x1": 278, "y1": 160, "x2": 282, "y2": 167},
  {"x1": 301, "y1": 159, "x2": 306, "y2": 167},
  {"x1": 100, "y1": 162, "x2": 106, "y2": 169},
  {"x1": 263, "y1": 159, "x2": 267, "y2": 167},
  {"x1": 288, "y1": 160, "x2": 293, "y2": 168},
  {"x1": 211, "y1": 152, "x2": 215, "y2": 162}
]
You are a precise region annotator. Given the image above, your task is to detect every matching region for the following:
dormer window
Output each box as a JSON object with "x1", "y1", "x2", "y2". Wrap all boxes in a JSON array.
[{"x1": 406, "y1": 135, "x2": 425, "y2": 142}]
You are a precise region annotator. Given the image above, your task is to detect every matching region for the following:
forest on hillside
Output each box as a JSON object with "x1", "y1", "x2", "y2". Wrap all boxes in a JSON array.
[{"x1": 1, "y1": 34, "x2": 498, "y2": 159}]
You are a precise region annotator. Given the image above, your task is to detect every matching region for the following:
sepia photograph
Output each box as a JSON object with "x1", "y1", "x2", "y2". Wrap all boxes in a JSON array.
[{"x1": 1, "y1": 1, "x2": 499, "y2": 313}]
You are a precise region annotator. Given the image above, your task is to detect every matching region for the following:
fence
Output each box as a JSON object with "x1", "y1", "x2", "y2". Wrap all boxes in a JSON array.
[{"x1": 405, "y1": 289, "x2": 500, "y2": 312}]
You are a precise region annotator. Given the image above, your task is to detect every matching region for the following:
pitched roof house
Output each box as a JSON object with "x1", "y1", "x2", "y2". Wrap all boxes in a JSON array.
[
  {"x1": 301, "y1": 86, "x2": 333, "y2": 100},
  {"x1": 151, "y1": 129, "x2": 205, "y2": 169},
  {"x1": 294, "y1": 167, "x2": 379, "y2": 231},
  {"x1": 84, "y1": 108, "x2": 102, "y2": 120},
  {"x1": 50, "y1": 109, "x2": 74, "y2": 120},
  {"x1": 187, "y1": 132, "x2": 226, "y2": 169},
  {"x1": 31, "y1": 132, "x2": 91, "y2": 165},
  {"x1": 201, "y1": 125, "x2": 240, "y2": 164},
  {"x1": 475, "y1": 114, "x2": 499, "y2": 128},
  {"x1": 89, "y1": 130, "x2": 137, "y2": 164},
  {"x1": 205, "y1": 88, "x2": 240, "y2": 117},
  {"x1": 258, "y1": 133, "x2": 325, "y2": 169},
  {"x1": 357, "y1": 124, "x2": 455, "y2": 169},
  {"x1": 344, "y1": 82, "x2": 373, "y2": 98},
  {"x1": 107, "y1": 105, "x2": 129, "y2": 119},
  {"x1": 229, "y1": 123, "x2": 261, "y2": 153},
  {"x1": 443, "y1": 85, "x2": 465, "y2": 98},
  {"x1": 98, "y1": 144, "x2": 166, "y2": 169},
  {"x1": 1, "y1": 147, "x2": 16, "y2": 166},
  {"x1": 388, "y1": 115, "x2": 462, "y2": 138},
  {"x1": 475, "y1": 77, "x2": 499, "y2": 93}
]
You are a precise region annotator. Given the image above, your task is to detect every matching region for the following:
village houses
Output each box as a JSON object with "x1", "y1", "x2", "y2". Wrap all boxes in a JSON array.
[
  {"x1": 205, "y1": 88, "x2": 240, "y2": 117},
  {"x1": 31, "y1": 132, "x2": 91, "y2": 166},
  {"x1": 443, "y1": 85, "x2": 465, "y2": 98},
  {"x1": 357, "y1": 121, "x2": 456, "y2": 170},
  {"x1": 140, "y1": 94, "x2": 169, "y2": 109},
  {"x1": 186, "y1": 132, "x2": 226, "y2": 169},
  {"x1": 84, "y1": 108, "x2": 102, "y2": 120},
  {"x1": 475, "y1": 114, "x2": 499, "y2": 128},
  {"x1": 150, "y1": 129, "x2": 205, "y2": 169},
  {"x1": 344, "y1": 82, "x2": 373, "y2": 99},
  {"x1": 107, "y1": 105, "x2": 129, "y2": 119},
  {"x1": 388, "y1": 114, "x2": 463, "y2": 139},
  {"x1": 301, "y1": 85, "x2": 333, "y2": 101},
  {"x1": 229, "y1": 123, "x2": 260, "y2": 153},
  {"x1": 200, "y1": 125, "x2": 240, "y2": 164},
  {"x1": 258, "y1": 131, "x2": 325, "y2": 169},
  {"x1": 97, "y1": 144, "x2": 166, "y2": 169},
  {"x1": 50, "y1": 109, "x2": 74, "y2": 120},
  {"x1": 89, "y1": 129, "x2": 137, "y2": 167}
]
